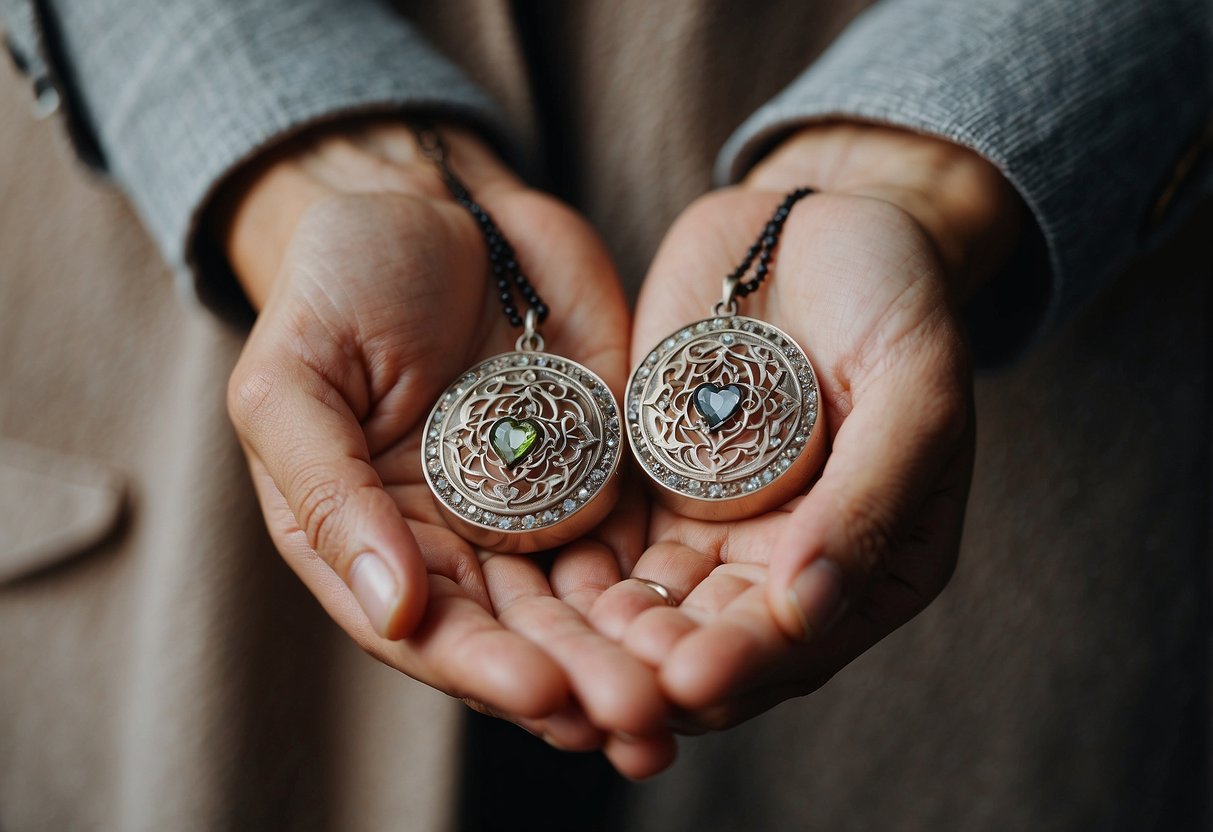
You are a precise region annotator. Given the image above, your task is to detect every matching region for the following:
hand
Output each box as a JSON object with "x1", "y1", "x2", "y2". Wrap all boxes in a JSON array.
[
  {"x1": 591, "y1": 123, "x2": 1023, "y2": 737},
  {"x1": 217, "y1": 121, "x2": 671, "y2": 775}
]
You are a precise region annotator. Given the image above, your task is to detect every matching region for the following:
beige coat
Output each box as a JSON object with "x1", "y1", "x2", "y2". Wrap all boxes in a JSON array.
[{"x1": 1, "y1": 3, "x2": 1208, "y2": 829}]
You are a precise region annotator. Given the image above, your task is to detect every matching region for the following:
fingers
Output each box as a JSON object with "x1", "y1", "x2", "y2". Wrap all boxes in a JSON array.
[
  {"x1": 252, "y1": 476, "x2": 572, "y2": 719},
  {"x1": 603, "y1": 731, "x2": 679, "y2": 781},
  {"x1": 396, "y1": 575, "x2": 569, "y2": 718},
  {"x1": 612, "y1": 560, "x2": 786, "y2": 710},
  {"x1": 588, "y1": 541, "x2": 716, "y2": 641},
  {"x1": 514, "y1": 703, "x2": 605, "y2": 752},
  {"x1": 621, "y1": 607, "x2": 697, "y2": 668},
  {"x1": 588, "y1": 512, "x2": 778, "y2": 658},
  {"x1": 484, "y1": 552, "x2": 669, "y2": 736},
  {"x1": 766, "y1": 344, "x2": 973, "y2": 642},
  {"x1": 461, "y1": 699, "x2": 677, "y2": 780},
  {"x1": 589, "y1": 543, "x2": 769, "y2": 710},
  {"x1": 661, "y1": 582, "x2": 786, "y2": 709},
  {"x1": 229, "y1": 355, "x2": 428, "y2": 640},
  {"x1": 549, "y1": 538, "x2": 624, "y2": 617}
]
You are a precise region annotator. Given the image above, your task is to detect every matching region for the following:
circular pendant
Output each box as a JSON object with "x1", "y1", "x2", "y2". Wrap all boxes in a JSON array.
[
  {"x1": 423, "y1": 351, "x2": 622, "y2": 553},
  {"x1": 626, "y1": 315, "x2": 827, "y2": 520}
]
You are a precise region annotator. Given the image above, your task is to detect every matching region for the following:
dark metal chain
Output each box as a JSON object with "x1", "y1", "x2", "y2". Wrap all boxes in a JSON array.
[
  {"x1": 414, "y1": 123, "x2": 807, "y2": 321},
  {"x1": 413, "y1": 126, "x2": 548, "y2": 328},
  {"x1": 728, "y1": 187, "x2": 814, "y2": 299}
]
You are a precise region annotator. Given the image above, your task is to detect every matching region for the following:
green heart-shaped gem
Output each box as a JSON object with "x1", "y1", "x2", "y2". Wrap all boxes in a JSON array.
[{"x1": 490, "y1": 417, "x2": 541, "y2": 468}]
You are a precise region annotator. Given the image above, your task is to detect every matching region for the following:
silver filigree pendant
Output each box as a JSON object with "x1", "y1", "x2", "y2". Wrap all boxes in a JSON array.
[
  {"x1": 626, "y1": 310, "x2": 827, "y2": 521},
  {"x1": 423, "y1": 330, "x2": 622, "y2": 553}
]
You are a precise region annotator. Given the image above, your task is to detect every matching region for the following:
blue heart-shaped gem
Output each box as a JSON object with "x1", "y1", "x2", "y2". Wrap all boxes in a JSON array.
[{"x1": 693, "y1": 383, "x2": 743, "y2": 430}]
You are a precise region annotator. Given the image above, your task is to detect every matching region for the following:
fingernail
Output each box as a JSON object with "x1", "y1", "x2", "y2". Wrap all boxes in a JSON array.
[
  {"x1": 786, "y1": 559, "x2": 845, "y2": 642},
  {"x1": 349, "y1": 553, "x2": 399, "y2": 638}
]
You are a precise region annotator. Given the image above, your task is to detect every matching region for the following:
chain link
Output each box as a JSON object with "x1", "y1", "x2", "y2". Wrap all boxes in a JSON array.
[
  {"x1": 412, "y1": 124, "x2": 548, "y2": 330},
  {"x1": 721, "y1": 187, "x2": 815, "y2": 310}
]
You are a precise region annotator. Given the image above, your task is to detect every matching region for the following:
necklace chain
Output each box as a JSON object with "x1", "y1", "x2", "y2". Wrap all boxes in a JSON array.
[
  {"x1": 413, "y1": 122, "x2": 809, "y2": 326},
  {"x1": 413, "y1": 125, "x2": 549, "y2": 329},
  {"x1": 727, "y1": 187, "x2": 814, "y2": 301}
]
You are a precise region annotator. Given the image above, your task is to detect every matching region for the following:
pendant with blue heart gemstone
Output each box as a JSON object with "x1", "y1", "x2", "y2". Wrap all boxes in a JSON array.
[
  {"x1": 626, "y1": 188, "x2": 830, "y2": 519},
  {"x1": 693, "y1": 382, "x2": 743, "y2": 430},
  {"x1": 626, "y1": 313, "x2": 827, "y2": 521}
]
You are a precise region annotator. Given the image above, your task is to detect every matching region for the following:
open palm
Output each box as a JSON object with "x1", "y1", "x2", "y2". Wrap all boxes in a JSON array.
[
  {"x1": 591, "y1": 183, "x2": 976, "y2": 734},
  {"x1": 227, "y1": 136, "x2": 671, "y2": 775}
]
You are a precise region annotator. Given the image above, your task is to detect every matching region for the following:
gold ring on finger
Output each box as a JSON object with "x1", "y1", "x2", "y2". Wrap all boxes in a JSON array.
[{"x1": 630, "y1": 577, "x2": 678, "y2": 607}]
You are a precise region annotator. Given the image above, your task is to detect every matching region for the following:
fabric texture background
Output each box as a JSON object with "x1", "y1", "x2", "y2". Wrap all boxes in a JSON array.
[{"x1": 0, "y1": 0, "x2": 1210, "y2": 829}]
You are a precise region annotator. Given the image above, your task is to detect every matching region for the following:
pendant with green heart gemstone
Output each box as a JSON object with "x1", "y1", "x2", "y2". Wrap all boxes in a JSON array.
[
  {"x1": 422, "y1": 343, "x2": 623, "y2": 555},
  {"x1": 412, "y1": 125, "x2": 622, "y2": 555}
]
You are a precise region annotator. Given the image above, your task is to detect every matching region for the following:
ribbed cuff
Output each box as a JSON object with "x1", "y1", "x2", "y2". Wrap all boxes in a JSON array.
[
  {"x1": 715, "y1": 0, "x2": 1212, "y2": 363},
  {"x1": 40, "y1": 0, "x2": 512, "y2": 316}
]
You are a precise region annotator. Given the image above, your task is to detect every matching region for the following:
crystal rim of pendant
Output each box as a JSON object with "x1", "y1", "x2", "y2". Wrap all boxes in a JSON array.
[
  {"x1": 423, "y1": 350, "x2": 622, "y2": 553},
  {"x1": 625, "y1": 315, "x2": 827, "y2": 521}
]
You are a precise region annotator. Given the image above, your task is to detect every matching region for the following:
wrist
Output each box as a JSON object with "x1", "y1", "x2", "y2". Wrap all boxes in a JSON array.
[
  {"x1": 208, "y1": 118, "x2": 514, "y2": 309},
  {"x1": 743, "y1": 122, "x2": 1024, "y2": 302}
]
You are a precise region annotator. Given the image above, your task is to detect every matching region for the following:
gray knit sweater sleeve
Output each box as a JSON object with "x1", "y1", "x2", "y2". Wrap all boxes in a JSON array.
[
  {"x1": 0, "y1": 0, "x2": 507, "y2": 310},
  {"x1": 716, "y1": 0, "x2": 1212, "y2": 361}
]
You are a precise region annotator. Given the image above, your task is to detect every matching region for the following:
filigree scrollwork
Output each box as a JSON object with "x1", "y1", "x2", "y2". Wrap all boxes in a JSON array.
[
  {"x1": 627, "y1": 316, "x2": 820, "y2": 502},
  {"x1": 424, "y1": 353, "x2": 621, "y2": 535},
  {"x1": 643, "y1": 338, "x2": 799, "y2": 480},
  {"x1": 447, "y1": 372, "x2": 600, "y2": 510}
]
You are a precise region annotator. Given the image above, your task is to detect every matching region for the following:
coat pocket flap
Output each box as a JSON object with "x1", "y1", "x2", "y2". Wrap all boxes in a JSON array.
[{"x1": 0, "y1": 438, "x2": 125, "y2": 583}]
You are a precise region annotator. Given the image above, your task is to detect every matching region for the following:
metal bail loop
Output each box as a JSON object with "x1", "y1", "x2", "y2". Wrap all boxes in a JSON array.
[
  {"x1": 516, "y1": 308, "x2": 545, "y2": 352},
  {"x1": 713, "y1": 275, "x2": 740, "y2": 317}
]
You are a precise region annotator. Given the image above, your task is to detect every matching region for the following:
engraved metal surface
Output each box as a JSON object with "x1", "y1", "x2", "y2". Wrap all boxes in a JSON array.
[
  {"x1": 627, "y1": 315, "x2": 820, "y2": 504},
  {"x1": 423, "y1": 351, "x2": 621, "y2": 539}
]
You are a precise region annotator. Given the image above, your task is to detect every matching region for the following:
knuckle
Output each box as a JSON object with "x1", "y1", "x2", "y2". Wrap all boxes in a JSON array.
[
  {"x1": 292, "y1": 469, "x2": 352, "y2": 565},
  {"x1": 227, "y1": 364, "x2": 282, "y2": 431},
  {"x1": 836, "y1": 491, "x2": 902, "y2": 577},
  {"x1": 449, "y1": 548, "x2": 481, "y2": 592}
]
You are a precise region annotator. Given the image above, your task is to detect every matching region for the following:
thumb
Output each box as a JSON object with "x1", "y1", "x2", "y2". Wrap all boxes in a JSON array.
[
  {"x1": 767, "y1": 351, "x2": 971, "y2": 642},
  {"x1": 228, "y1": 355, "x2": 428, "y2": 640}
]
